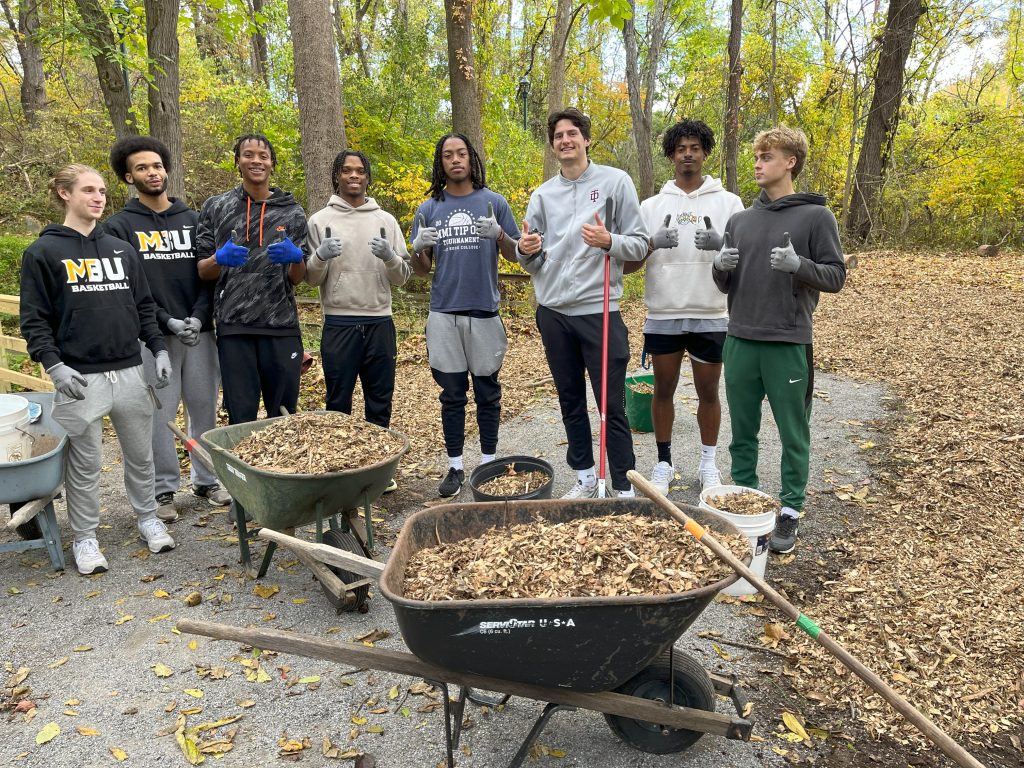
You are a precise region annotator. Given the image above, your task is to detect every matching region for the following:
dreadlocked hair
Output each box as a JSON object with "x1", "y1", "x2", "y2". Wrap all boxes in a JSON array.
[{"x1": 426, "y1": 133, "x2": 486, "y2": 201}]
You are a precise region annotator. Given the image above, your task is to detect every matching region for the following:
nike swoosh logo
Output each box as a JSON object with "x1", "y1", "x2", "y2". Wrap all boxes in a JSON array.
[
  {"x1": 789, "y1": 378, "x2": 803, "y2": 384},
  {"x1": 113, "y1": 249, "x2": 124, "y2": 254}
]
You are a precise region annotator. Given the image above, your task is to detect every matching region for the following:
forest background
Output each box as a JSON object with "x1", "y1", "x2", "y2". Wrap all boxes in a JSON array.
[{"x1": 0, "y1": 0, "x2": 1021, "y2": 270}]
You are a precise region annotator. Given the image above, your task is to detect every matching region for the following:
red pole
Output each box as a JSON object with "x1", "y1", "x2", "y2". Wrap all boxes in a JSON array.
[{"x1": 598, "y1": 250, "x2": 610, "y2": 498}]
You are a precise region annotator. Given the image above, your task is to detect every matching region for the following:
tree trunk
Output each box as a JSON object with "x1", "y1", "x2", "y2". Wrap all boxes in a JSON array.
[
  {"x1": 191, "y1": 0, "x2": 223, "y2": 71},
  {"x1": 623, "y1": 0, "x2": 668, "y2": 200},
  {"x1": 768, "y1": 0, "x2": 778, "y2": 124},
  {"x1": 144, "y1": 0, "x2": 184, "y2": 200},
  {"x1": 73, "y1": 0, "x2": 137, "y2": 139},
  {"x1": 724, "y1": 0, "x2": 743, "y2": 193},
  {"x1": 444, "y1": 0, "x2": 485, "y2": 161},
  {"x1": 845, "y1": 0, "x2": 925, "y2": 244},
  {"x1": 1, "y1": 0, "x2": 47, "y2": 124},
  {"x1": 250, "y1": 0, "x2": 269, "y2": 85},
  {"x1": 543, "y1": 0, "x2": 573, "y2": 179},
  {"x1": 287, "y1": 0, "x2": 348, "y2": 212}
]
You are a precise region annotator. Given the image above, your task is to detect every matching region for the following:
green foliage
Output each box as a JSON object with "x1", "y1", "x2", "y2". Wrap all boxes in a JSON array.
[{"x1": 0, "y1": 235, "x2": 33, "y2": 296}]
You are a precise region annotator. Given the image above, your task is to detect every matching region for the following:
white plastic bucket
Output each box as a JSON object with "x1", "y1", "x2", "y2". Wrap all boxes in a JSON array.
[
  {"x1": 699, "y1": 484, "x2": 777, "y2": 597},
  {"x1": 0, "y1": 394, "x2": 32, "y2": 463}
]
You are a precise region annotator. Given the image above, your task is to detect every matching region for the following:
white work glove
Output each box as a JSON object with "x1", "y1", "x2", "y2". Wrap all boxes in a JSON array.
[
  {"x1": 650, "y1": 215, "x2": 679, "y2": 250},
  {"x1": 694, "y1": 216, "x2": 724, "y2": 252},
  {"x1": 316, "y1": 225, "x2": 343, "y2": 261},
  {"x1": 412, "y1": 215, "x2": 438, "y2": 253},
  {"x1": 47, "y1": 363, "x2": 87, "y2": 400},
  {"x1": 154, "y1": 351, "x2": 172, "y2": 389},
  {"x1": 713, "y1": 231, "x2": 739, "y2": 272},
  {"x1": 770, "y1": 232, "x2": 801, "y2": 273},
  {"x1": 369, "y1": 227, "x2": 394, "y2": 261},
  {"x1": 473, "y1": 202, "x2": 501, "y2": 240}
]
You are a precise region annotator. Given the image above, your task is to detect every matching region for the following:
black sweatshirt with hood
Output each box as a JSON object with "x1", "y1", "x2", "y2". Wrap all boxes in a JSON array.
[
  {"x1": 195, "y1": 186, "x2": 309, "y2": 336},
  {"x1": 104, "y1": 197, "x2": 213, "y2": 333},
  {"x1": 19, "y1": 224, "x2": 167, "y2": 374},
  {"x1": 713, "y1": 191, "x2": 846, "y2": 345}
]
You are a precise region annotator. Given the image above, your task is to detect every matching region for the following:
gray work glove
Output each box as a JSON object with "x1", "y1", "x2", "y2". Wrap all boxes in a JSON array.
[
  {"x1": 412, "y1": 215, "x2": 438, "y2": 253},
  {"x1": 770, "y1": 232, "x2": 801, "y2": 273},
  {"x1": 694, "y1": 216, "x2": 724, "y2": 252},
  {"x1": 713, "y1": 231, "x2": 739, "y2": 272},
  {"x1": 183, "y1": 317, "x2": 202, "y2": 335},
  {"x1": 166, "y1": 317, "x2": 198, "y2": 346},
  {"x1": 316, "y1": 225, "x2": 343, "y2": 261},
  {"x1": 47, "y1": 363, "x2": 87, "y2": 400},
  {"x1": 180, "y1": 317, "x2": 202, "y2": 347},
  {"x1": 154, "y1": 350, "x2": 172, "y2": 389},
  {"x1": 369, "y1": 227, "x2": 394, "y2": 261},
  {"x1": 473, "y1": 202, "x2": 501, "y2": 240},
  {"x1": 650, "y1": 214, "x2": 679, "y2": 250}
]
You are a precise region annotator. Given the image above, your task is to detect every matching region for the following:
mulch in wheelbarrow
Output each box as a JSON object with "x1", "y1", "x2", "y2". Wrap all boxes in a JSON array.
[
  {"x1": 229, "y1": 411, "x2": 405, "y2": 474},
  {"x1": 403, "y1": 512, "x2": 750, "y2": 601}
]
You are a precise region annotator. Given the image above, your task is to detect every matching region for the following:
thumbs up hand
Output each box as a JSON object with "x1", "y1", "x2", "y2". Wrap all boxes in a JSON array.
[
  {"x1": 412, "y1": 214, "x2": 438, "y2": 253},
  {"x1": 713, "y1": 231, "x2": 739, "y2": 272},
  {"x1": 582, "y1": 211, "x2": 612, "y2": 250},
  {"x1": 316, "y1": 225, "x2": 344, "y2": 261},
  {"x1": 694, "y1": 215, "x2": 724, "y2": 252},
  {"x1": 473, "y1": 201, "x2": 502, "y2": 240},
  {"x1": 650, "y1": 213, "x2": 679, "y2": 250},
  {"x1": 516, "y1": 220, "x2": 544, "y2": 262},
  {"x1": 369, "y1": 225, "x2": 394, "y2": 261},
  {"x1": 770, "y1": 232, "x2": 800, "y2": 273},
  {"x1": 215, "y1": 229, "x2": 248, "y2": 267}
]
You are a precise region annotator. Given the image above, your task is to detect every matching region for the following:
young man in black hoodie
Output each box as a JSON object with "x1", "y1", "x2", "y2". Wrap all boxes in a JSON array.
[
  {"x1": 105, "y1": 137, "x2": 231, "y2": 521},
  {"x1": 711, "y1": 126, "x2": 846, "y2": 554},
  {"x1": 196, "y1": 134, "x2": 309, "y2": 424},
  {"x1": 20, "y1": 164, "x2": 176, "y2": 575}
]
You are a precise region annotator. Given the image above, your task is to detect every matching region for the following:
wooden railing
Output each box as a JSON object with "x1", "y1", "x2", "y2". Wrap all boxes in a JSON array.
[{"x1": 0, "y1": 294, "x2": 52, "y2": 393}]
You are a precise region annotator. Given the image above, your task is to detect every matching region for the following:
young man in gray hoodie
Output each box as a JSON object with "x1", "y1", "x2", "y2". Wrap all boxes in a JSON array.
[
  {"x1": 517, "y1": 108, "x2": 648, "y2": 498},
  {"x1": 711, "y1": 126, "x2": 846, "y2": 553}
]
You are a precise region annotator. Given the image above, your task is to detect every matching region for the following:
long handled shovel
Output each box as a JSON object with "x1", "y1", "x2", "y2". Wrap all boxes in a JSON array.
[
  {"x1": 597, "y1": 197, "x2": 614, "y2": 498},
  {"x1": 626, "y1": 470, "x2": 988, "y2": 768}
]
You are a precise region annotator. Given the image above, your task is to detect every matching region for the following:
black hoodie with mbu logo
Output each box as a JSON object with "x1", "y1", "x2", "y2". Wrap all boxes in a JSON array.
[
  {"x1": 19, "y1": 224, "x2": 167, "y2": 373},
  {"x1": 195, "y1": 186, "x2": 309, "y2": 336},
  {"x1": 103, "y1": 197, "x2": 213, "y2": 333}
]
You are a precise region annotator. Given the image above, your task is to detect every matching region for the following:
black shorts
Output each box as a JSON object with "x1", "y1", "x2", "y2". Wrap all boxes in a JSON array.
[{"x1": 643, "y1": 331, "x2": 726, "y2": 364}]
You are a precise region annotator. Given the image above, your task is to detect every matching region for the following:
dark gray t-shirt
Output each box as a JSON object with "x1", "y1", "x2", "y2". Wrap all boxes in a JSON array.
[{"x1": 412, "y1": 188, "x2": 520, "y2": 314}]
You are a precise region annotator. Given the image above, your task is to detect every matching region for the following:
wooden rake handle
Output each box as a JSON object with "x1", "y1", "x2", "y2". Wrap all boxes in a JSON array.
[
  {"x1": 165, "y1": 420, "x2": 216, "y2": 474},
  {"x1": 626, "y1": 470, "x2": 987, "y2": 768}
]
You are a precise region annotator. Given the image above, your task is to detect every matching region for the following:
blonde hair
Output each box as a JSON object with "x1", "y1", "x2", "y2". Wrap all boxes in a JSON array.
[
  {"x1": 48, "y1": 164, "x2": 102, "y2": 208},
  {"x1": 752, "y1": 126, "x2": 808, "y2": 178}
]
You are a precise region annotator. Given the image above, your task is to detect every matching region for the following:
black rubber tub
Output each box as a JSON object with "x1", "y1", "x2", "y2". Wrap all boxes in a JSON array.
[
  {"x1": 468, "y1": 455, "x2": 554, "y2": 502},
  {"x1": 378, "y1": 498, "x2": 750, "y2": 692}
]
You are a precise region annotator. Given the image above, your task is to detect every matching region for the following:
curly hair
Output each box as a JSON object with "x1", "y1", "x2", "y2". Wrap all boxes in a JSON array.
[
  {"x1": 661, "y1": 119, "x2": 715, "y2": 158},
  {"x1": 331, "y1": 150, "x2": 372, "y2": 193},
  {"x1": 109, "y1": 136, "x2": 172, "y2": 182},
  {"x1": 546, "y1": 107, "x2": 591, "y2": 145},
  {"x1": 233, "y1": 133, "x2": 277, "y2": 168},
  {"x1": 426, "y1": 133, "x2": 486, "y2": 201}
]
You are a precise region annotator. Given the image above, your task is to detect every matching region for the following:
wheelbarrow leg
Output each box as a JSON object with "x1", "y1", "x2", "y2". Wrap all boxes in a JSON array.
[
  {"x1": 438, "y1": 683, "x2": 469, "y2": 767},
  {"x1": 234, "y1": 501, "x2": 252, "y2": 571},
  {"x1": 38, "y1": 502, "x2": 65, "y2": 572},
  {"x1": 256, "y1": 541, "x2": 276, "y2": 578},
  {"x1": 506, "y1": 703, "x2": 575, "y2": 768},
  {"x1": 361, "y1": 492, "x2": 374, "y2": 553}
]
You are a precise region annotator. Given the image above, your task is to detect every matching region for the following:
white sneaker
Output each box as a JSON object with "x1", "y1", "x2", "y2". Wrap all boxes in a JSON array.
[
  {"x1": 699, "y1": 465, "x2": 723, "y2": 490},
  {"x1": 649, "y1": 462, "x2": 674, "y2": 495},
  {"x1": 562, "y1": 481, "x2": 598, "y2": 500},
  {"x1": 138, "y1": 518, "x2": 176, "y2": 554},
  {"x1": 615, "y1": 488, "x2": 636, "y2": 498},
  {"x1": 73, "y1": 538, "x2": 108, "y2": 575}
]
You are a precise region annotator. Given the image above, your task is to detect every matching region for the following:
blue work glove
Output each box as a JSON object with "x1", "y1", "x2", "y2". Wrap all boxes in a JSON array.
[
  {"x1": 770, "y1": 232, "x2": 801, "y2": 273},
  {"x1": 154, "y1": 351, "x2": 172, "y2": 389},
  {"x1": 694, "y1": 216, "x2": 724, "y2": 252},
  {"x1": 214, "y1": 230, "x2": 248, "y2": 267},
  {"x1": 650, "y1": 214, "x2": 679, "y2": 250},
  {"x1": 267, "y1": 236, "x2": 304, "y2": 265},
  {"x1": 369, "y1": 227, "x2": 395, "y2": 261},
  {"x1": 47, "y1": 363, "x2": 87, "y2": 400}
]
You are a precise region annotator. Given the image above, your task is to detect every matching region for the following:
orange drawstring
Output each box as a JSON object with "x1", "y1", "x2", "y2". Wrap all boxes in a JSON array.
[
  {"x1": 244, "y1": 196, "x2": 269, "y2": 246},
  {"x1": 259, "y1": 202, "x2": 266, "y2": 246}
]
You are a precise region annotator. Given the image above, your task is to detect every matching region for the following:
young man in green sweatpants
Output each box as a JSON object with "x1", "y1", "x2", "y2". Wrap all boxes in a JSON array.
[{"x1": 711, "y1": 126, "x2": 846, "y2": 553}]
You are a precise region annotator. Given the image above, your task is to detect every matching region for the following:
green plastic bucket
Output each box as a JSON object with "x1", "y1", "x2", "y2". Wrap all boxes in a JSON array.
[{"x1": 624, "y1": 373, "x2": 655, "y2": 432}]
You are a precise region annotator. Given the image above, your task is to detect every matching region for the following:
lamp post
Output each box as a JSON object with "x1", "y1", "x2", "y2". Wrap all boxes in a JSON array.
[
  {"x1": 111, "y1": 0, "x2": 130, "y2": 94},
  {"x1": 517, "y1": 75, "x2": 530, "y2": 131}
]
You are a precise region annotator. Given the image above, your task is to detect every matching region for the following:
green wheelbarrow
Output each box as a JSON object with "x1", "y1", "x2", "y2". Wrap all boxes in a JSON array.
[{"x1": 167, "y1": 414, "x2": 409, "y2": 613}]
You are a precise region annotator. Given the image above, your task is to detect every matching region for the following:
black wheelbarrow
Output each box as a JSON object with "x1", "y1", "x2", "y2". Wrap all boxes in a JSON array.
[
  {"x1": 181, "y1": 498, "x2": 755, "y2": 766},
  {"x1": 168, "y1": 414, "x2": 408, "y2": 612}
]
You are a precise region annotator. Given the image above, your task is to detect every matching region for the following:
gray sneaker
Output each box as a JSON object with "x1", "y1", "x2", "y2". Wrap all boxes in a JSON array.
[
  {"x1": 156, "y1": 492, "x2": 178, "y2": 522},
  {"x1": 194, "y1": 484, "x2": 231, "y2": 506},
  {"x1": 561, "y1": 481, "x2": 598, "y2": 500}
]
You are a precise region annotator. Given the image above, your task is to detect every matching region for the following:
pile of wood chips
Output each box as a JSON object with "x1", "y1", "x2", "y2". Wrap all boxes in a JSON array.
[
  {"x1": 402, "y1": 513, "x2": 750, "y2": 601},
  {"x1": 705, "y1": 491, "x2": 779, "y2": 516},
  {"x1": 627, "y1": 381, "x2": 655, "y2": 395},
  {"x1": 230, "y1": 412, "x2": 404, "y2": 474},
  {"x1": 475, "y1": 465, "x2": 550, "y2": 497}
]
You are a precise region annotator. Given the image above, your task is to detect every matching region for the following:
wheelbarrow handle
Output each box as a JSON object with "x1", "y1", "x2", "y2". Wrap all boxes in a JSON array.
[
  {"x1": 626, "y1": 470, "x2": 987, "y2": 768},
  {"x1": 257, "y1": 528, "x2": 384, "y2": 579},
  {"x1": 165, "y1": 420, "x2": 215, "y2": 474}
]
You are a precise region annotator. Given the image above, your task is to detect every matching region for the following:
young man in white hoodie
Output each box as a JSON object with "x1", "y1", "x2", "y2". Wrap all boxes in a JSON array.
[
  {"x1": 634, "y1": 119, "x2": 743, "y2": 495},
  {"x1": 306, "y1": 150, "x2": 411, "y2": 491}
]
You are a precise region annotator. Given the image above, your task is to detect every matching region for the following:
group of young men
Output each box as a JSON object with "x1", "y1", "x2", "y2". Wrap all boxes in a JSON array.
[{"x1": 19, "y1": 105, "x2": 845, "y2": 576}]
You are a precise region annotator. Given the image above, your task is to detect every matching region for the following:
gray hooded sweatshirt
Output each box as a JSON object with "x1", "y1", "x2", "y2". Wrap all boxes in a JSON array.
[
  {"x1": 519, "y1": 162, "x2": 648, "y2": 315},
  {"x1": 713, "y1": 191, "x2": 845, "y2": 345}
]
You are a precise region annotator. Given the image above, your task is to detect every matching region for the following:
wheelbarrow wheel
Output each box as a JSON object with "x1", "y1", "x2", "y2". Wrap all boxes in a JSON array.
[
  {"x1": 321, "y1": 529, "x2": 370, "y2": 612},
  {"x1": 603, "y1": 650, "x2": 715, "y2": 754},
  {"x1": 9, "y1": 504, "x2": 42, "y2": 541}
]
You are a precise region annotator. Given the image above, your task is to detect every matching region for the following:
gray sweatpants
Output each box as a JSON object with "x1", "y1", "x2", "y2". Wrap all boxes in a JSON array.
[
  {"x1": 51, "y1": 365, "x2": 157, "y2": 543},
  {"x1": 425, "y1": 312, "x2": 507, "y2": 375},
  {"x1": 141, "y1": 332, "x2": 220, "y2": 494}
]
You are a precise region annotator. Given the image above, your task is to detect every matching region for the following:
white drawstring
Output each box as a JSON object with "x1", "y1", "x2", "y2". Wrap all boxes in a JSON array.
[{"x1": 104, "y1": 370, "x2": 118, "y2": 384}]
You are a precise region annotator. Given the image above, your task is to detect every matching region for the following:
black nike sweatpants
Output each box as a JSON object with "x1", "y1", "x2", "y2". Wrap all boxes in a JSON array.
[
  {"x1": 217, "y1": 334, "x2": 302, "y2": 424},
  {"x1": 320, "y1": 320, "x2": 397, "y2": 428}
]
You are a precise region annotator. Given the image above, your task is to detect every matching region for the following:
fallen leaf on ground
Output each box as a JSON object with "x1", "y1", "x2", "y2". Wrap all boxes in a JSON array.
[
  {"x1": 35, "y1": 722, "x2": 59, "y2": 745},
  {"x1": 75, "y1": 726, "x2": 100, "y2": 736},
  {"x1": 109, "y1": 746, "x2": 128, "y2": 761}
]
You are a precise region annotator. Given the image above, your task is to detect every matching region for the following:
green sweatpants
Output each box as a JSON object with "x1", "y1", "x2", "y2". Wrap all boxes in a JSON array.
[{"x1": 722, "y1": 336, "x2": 813, "y2": 511}]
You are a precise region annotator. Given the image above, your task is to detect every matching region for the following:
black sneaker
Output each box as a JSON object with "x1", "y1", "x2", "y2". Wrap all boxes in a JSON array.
[
  {"x1": 769, "y1": 514, "x2": 799, "y2": 553},
  {"x1": 438, "y1": 468, "x2": 465, "y2": 498}
]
